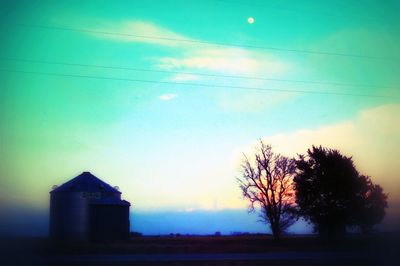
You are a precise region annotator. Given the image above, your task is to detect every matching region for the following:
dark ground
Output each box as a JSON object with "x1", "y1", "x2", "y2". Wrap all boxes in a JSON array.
[{"x1": 0, "y1": 234, "x2": 398, "y2": 266}]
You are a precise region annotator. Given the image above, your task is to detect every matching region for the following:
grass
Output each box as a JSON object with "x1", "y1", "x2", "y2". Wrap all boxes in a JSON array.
[
  {"x1": 2, "y1": 234, "x2": 398, "y2": 266},
  {"x1": 38, "y1": 233, "x2": 395, "y2": 254}
]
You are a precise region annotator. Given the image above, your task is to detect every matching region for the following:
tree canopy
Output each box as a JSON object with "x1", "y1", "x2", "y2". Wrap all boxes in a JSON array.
[{"x1": 294, "y1": 146, "x2": 387, "y2": 236}]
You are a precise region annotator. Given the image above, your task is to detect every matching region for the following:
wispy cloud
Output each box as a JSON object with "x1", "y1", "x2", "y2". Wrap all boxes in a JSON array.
[
  {"x1": 91, "y1": 21, "x2": 189, "y2": 47},
  {"x1": 157, "y1": 47, "x2": 290, "y2": 75},
  {"x1": 159, "y1": 93, "x2": 177, "y2": 101},
  {"x1": 90, "y1": 20, "x2": 291, "y2": 76},
  {"x1": 168, "y1": 73, "x2": 200, "y2": 82}
]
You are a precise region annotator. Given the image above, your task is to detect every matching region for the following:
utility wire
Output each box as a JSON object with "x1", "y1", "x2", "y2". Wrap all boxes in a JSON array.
[
  {"x1": 14, "y1": 24, "x2": 395, "y2": 61},
  {"x1": 0, "y1": 57, "x2": 395, "y2": 90},
  {"x1": 0, "y1": 68, "x2": 397, "y2": 99}
]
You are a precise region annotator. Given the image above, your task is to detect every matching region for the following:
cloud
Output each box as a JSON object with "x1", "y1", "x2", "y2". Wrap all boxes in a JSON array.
[
  {"x1": 89, "y1": 20, "x2": 294, "y2": 110},
  {"x1": 159, "y1": 93, "x2": 177, "y2": 101},
  {"x1": 90, "y1": 20, "x2": 291, "y2": 76},
  {"x1": 91, "y1": 21, "x2": 189, "y2": 47},
  {"x1": 168, "y1": 73, "x2": 200, "y2": 82},
  {"x1": 157, "y1": 47, "x2": 290, "y2": 76},
  {"x1": 265, "y1": 104, "x2": 400, "y2": 161}
]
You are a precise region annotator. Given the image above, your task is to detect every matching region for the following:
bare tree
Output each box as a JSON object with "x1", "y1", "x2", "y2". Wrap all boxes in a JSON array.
[{"x1": 238, "y1": 141, "x2": 297, "y2": 240}]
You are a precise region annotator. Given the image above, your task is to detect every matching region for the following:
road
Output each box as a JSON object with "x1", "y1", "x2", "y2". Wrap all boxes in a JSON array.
[{"x1": 48, "y1": 251, "x2": 372, "y2": 263}]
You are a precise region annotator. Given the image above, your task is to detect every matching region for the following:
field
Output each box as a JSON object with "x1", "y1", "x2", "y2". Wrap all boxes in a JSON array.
[{"x1": 1, "y1": 234, "x2": 398, "y2": 266}]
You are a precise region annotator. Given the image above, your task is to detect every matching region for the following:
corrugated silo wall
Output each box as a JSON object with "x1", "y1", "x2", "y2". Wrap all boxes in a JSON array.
[
  {"x1": 88, "y1": 204, "x2": 130, "y2": 241},
  {"x1": 50, "y1": 192, "x2": 89, "y2": 240}
]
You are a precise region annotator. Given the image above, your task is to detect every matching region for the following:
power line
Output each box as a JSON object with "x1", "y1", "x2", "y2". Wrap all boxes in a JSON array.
[
  {"x1": 0, "y1": 57, "x2": 395, "y2": 90},
  {"x1": 14, "y1": 24, "x2": 395, "y2": 61},
  {"x1": 0, "y1": 68, "x2": 397, "y2": 99}
]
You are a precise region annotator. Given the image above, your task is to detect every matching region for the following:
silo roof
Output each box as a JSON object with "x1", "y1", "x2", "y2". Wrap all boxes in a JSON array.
[{"x1": 51, "y1": 171, "x2": 121, "y2": 193}]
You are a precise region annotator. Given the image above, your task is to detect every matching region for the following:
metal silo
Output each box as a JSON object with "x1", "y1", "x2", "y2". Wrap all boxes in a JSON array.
[
  {"x1": 50, "y1": 171, "x2": 131, "y2": 241},
  {"x1": 50, "y1": 191, "x2": 89, "y2": 240}
]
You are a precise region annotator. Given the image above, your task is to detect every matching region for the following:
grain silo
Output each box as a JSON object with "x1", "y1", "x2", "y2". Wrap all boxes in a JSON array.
[{"x1": 50, "y1": 171, "x2": 130, "y2": 241}]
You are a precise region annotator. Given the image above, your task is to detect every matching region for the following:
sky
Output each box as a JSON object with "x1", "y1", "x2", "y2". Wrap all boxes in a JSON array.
[{"x1": 0, "y1": 0, "x2": 399, "y2": 235}]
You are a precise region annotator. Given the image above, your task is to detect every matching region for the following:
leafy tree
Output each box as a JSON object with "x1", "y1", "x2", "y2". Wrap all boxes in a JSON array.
[
  {"x1": 294, "y1": 146, "x2": 387, "y2": 236},
  {"x1": 238, "y1": 141, "x2": 297, "y2": 240},
  {"x1": 355, "y1": 175, "x2": 387, "y2": 233}
]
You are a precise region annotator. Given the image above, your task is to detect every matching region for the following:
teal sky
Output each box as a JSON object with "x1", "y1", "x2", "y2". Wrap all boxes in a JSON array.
[{"x1": 1, "y1": 0, "x2": 400, "y2": 232}]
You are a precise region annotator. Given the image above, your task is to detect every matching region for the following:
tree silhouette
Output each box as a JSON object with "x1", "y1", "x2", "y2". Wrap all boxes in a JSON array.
[
  {"x1": 355, "y1": 175, "x2": 387, "y2": 233},
  {"x1": 238, "y1": 141, "x2": 297, "y2": 240},
  {"x1": 294, "y1": 146, "x2": 387, "y2": 237}
]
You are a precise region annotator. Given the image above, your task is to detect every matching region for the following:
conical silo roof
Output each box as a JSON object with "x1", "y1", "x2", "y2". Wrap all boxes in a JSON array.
[{"x1": 51, "y1": 171, "x2": 121, "y2": 194}]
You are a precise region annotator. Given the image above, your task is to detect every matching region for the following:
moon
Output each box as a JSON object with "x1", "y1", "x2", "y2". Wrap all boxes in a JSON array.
[{"x1": 247, "y1": 17, "x2": 254, "y2": 24}]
